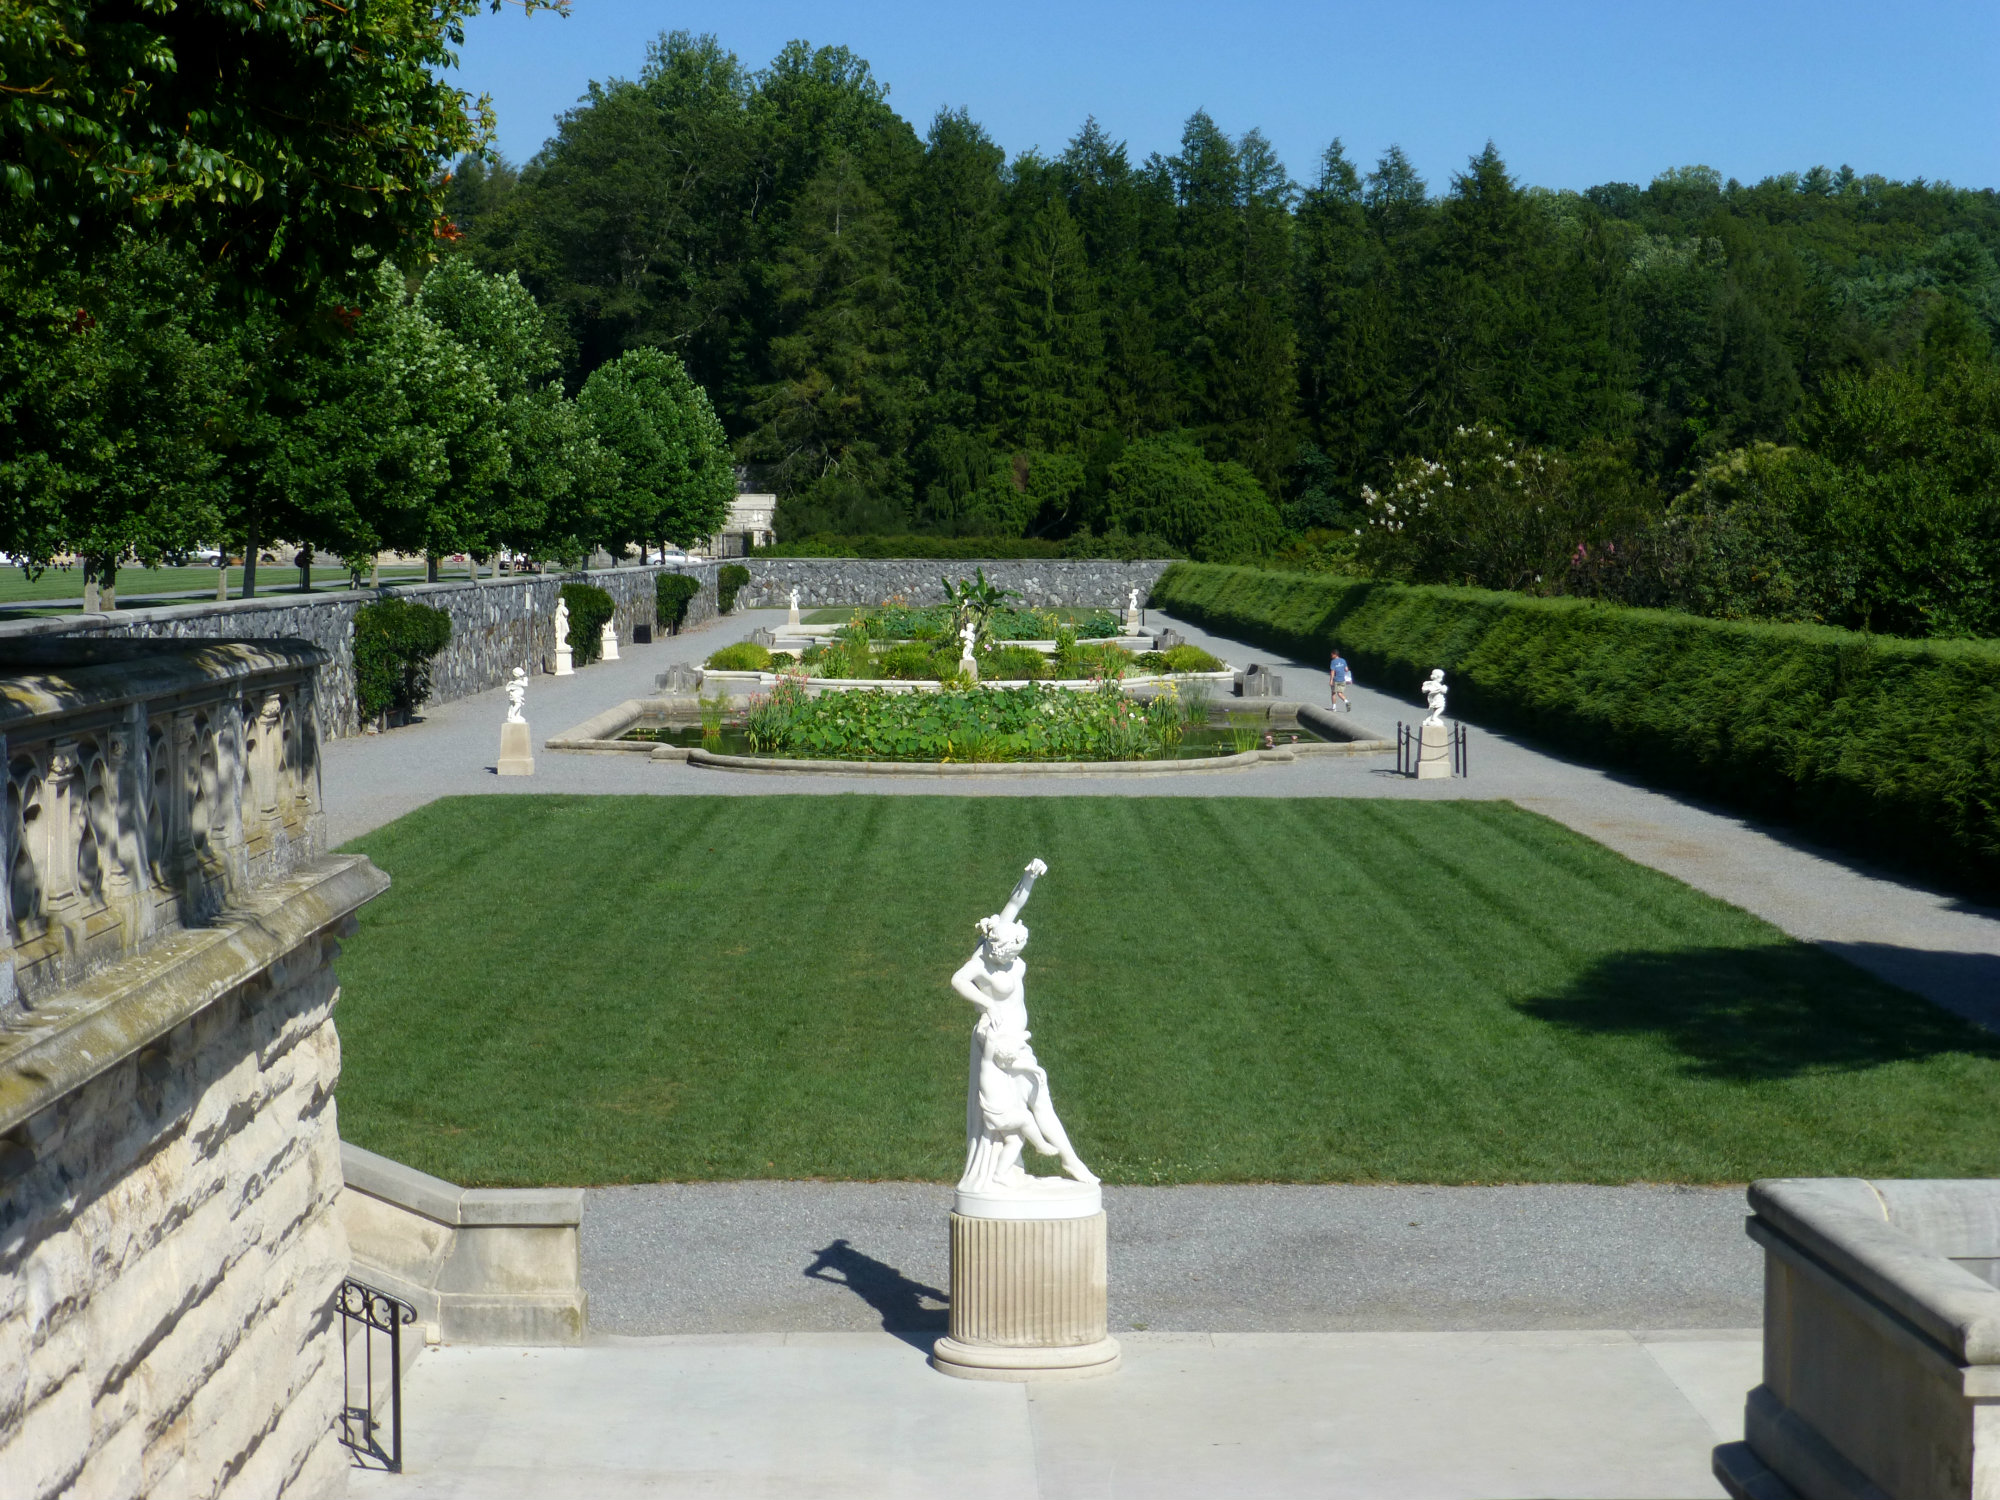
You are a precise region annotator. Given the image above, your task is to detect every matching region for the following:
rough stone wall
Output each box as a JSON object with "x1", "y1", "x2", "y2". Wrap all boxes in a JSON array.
[
  {"x1": 0, "y1": 565, "x2": 718, "y2": 740},
  {"x1": 734, "y1": 558, "x2": 1173, "y2": 611},
  {"x1": 0, "y1": 931, "x2": 351, "y2": 1500}
]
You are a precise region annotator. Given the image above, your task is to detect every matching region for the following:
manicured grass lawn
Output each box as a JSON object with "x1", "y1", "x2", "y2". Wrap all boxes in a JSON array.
[
  {"x1": 334, "y1": 795, "x2": 2000, "y2": 1187},
  {"x1": 0, "y1": 565, "x2": 427, "y2": 610}
]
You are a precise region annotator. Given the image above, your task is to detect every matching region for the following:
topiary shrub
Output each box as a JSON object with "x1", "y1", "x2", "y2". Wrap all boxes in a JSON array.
[
  {"x1": 354, "y1": 598, "x2": 452, "y2": 726},
  {"x1": 560, "y1": 582, "x2": 615, "y2": 667},
  {"x1": 718, "y1": 563, "x2": 750, "y2": 614},
  {"x1": 706, "y1": 640, "x2": 772, "y2": 671},
  {"x1": 656, "y1": 572, "x2": 702, "y2": 634}
]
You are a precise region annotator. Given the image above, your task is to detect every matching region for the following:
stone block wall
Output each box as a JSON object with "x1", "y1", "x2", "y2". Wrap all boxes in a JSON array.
[
  {"x1": 0, "y1": 932, "x2": 352, "y2": 1500},
  {"x1": 0, "y1": 565, "x2": 719, "y2": 740},
  {"x1": 733, "y1": 558, "x2": 1173, "y2": 610}
]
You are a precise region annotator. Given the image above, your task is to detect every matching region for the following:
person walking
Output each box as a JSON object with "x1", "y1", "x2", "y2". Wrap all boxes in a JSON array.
[{"x1": 1329, "y1": 647, "x2": 1354, "y2": 712}]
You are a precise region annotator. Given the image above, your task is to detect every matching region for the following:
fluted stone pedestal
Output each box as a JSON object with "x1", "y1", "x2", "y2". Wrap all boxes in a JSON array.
[
  {"x1": 1416, "y1": 721, "x2": 1451, "y2": 779},
  {"x1": 499, "y1": 720, "x2": 535, "y2": 776},
  {"x1": 933, "y1": 1187, "x2": 1119, "y2": 1381}
]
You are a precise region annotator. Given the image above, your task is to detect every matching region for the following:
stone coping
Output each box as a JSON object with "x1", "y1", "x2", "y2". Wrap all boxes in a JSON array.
[
  {"x1": 0, "y1": 638, "x2": 326, "y2": 728},
  {"x1": 0, "y1": 854, "x2": 388, "y2": 1136},
  {"x1": 699, "y1": 668, "x2": 1237, "y2": 695},
  {"x1": 342, "y1": 1142, "x2": 583, "y2": 1229},
  {"x1": 1749, "y1": 1177, "x2": 2000, "y2": 1367}
]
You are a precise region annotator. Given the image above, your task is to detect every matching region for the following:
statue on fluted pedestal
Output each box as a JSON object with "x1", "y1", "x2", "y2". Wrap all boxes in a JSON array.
[
  {"x1": 787, "y1": 588, "x2": 801, "y2": 629},
  {"x1": 951, "y1": 859, "x2": 1097, "y2": 1198},
  {"x1": 1125, "y1": 587, "x2": 1142, "y2": 632}
]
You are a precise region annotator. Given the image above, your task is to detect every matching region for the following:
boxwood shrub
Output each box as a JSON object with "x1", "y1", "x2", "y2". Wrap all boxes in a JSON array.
[
  {"x1": 559, "y1": 582, "x2": 615, "y2": 667},
  {"x1": 706, "y1": 640, "x2": 772, "y2": 671},
  {"x1": 656, "y1": 572, "x2": 703, "y2": 634},
  {"x1": 1153, "y1": 562, "x2": 2000, "y2": 896},
  {"x1": 718, "y1": 564, "x2": 750, "y2": 614},
  {"x1": 353, "y1": 597, "x2": 452, "y2": 725}
]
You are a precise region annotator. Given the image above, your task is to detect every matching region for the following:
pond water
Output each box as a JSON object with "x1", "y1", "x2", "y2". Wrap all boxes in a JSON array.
[{"x1": 622, "y1": 719, "x2": 1327, "y2": 762}]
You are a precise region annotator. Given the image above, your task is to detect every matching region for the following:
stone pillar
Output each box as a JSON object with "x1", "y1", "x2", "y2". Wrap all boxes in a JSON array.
[
  {"x1": 933, "y1": 1195, "x2": 1120, "y2": 1381},
  {"x1": 1416, "y1": 721, "x2": 1451, "y2": 779}
]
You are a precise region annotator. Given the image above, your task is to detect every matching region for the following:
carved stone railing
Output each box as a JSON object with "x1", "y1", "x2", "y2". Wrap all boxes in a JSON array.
[{"x1": 0, "y1": 639, "x2": 325, "y2": 1006}]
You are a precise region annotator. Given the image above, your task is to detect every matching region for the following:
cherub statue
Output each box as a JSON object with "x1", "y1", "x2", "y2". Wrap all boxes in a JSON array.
[
  {"x1": 951, "y1": 859, "x2": 1097, "y2": 1193},
  {"x1": 959, "y1": 620, "x2": 978, "y2": 660},
  {"x1": 1421, "y1": 668, "x2": 1448, "y2": 726},
  {"x1": 1128, "y1": 587, "x2": 1140, "y2": 614},
  {"x1": 789, "y1": 587, "x2": 800, "y2": 610},
  {"x1": 505, "y1": 667, "x2": 528, "y2": 724}
]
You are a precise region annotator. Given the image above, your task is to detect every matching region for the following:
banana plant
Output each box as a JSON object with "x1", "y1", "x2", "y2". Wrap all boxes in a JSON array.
[{"x1": 941, "y1": 567, "x2": 1019, "y2": 650}]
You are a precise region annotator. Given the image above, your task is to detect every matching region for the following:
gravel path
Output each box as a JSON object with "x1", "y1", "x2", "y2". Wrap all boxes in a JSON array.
[{"x1": 581, "y1": 1181, "x2": 1760, "y2": 1336}]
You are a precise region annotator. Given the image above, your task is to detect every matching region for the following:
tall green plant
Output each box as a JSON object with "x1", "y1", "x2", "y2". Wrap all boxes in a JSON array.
[{"x1": 353, "y1": 598, "x2": 453, "y2": 725}]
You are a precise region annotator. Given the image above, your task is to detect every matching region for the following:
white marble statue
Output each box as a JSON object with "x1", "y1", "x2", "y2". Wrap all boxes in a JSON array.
[
  {"x1": 952, "y1": 859, "x2": 1097, "y2": 1196},
  {"x1": 787, "y1": 588, "x2": 801, "y2": 629},
  {"x1": 1421, "y1": 668, "x2": 1448, "y2": 726},
  {"x1": 505, "y1": 667, "x2": 528, "y2": 724},
  {"x1": 553, "y1": 598, "x2": 574, "y2": 676},
  {"x1": 1125, "y1": 587, "x2": 1142, "y2": 629},
  {"x1": 958, "y1": 620, "x2": 979, "y2": 682},
  {"x1": 600, "y1": 618, "x2": 620, "y2": 661}
]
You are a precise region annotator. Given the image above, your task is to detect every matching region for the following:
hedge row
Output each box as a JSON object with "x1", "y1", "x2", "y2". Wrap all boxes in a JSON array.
[
  {"x1": 1152, "y1": 563, "x2": 2000, "y2": 896},
  {"x1": 752, "y1": 534, "x2": 1069, "y2": 559}
]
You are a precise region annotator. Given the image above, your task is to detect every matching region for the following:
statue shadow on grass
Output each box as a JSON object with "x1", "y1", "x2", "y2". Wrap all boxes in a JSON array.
[
  {"x1": 1515, "y1": 944, "x2": 2000, "y2": 1081},
  {"x1": 804, "y1": 1238, "x2": 949, "y2": 1348}
]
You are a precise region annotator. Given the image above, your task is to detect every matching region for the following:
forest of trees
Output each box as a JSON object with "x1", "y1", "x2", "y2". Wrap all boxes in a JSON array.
[{"x1": 449, "y1": 31, "x2": 2000, "y2": 637}]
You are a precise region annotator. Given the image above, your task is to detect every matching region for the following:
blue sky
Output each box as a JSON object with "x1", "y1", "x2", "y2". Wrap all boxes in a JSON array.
[{"x1": 452, "y1": 1, "x2": 1999, "y2": 192}]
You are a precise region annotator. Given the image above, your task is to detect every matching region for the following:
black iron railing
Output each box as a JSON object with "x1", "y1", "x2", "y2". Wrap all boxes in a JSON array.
[{"x1": 338, "y1": 1277, "x2": 417, "y2": 1473}]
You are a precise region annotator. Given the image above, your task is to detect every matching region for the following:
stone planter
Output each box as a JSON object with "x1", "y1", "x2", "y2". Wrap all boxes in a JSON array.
[{"x1": 1717, "y1": 1178, "x2": 2000, "y2": 1500}]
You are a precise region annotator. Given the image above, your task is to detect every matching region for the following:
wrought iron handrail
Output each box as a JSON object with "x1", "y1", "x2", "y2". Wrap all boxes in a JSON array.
[{"x1": 338, "y1": 1277, "x2": 417, "y2": 1473}]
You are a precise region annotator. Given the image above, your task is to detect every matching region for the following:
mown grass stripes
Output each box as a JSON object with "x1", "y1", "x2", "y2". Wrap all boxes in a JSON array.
[{"x1": 333, "y1": 795, "x2": 2000, "y2": 1187}]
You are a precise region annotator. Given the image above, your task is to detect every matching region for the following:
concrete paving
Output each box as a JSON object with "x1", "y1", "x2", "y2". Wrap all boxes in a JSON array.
[
  {"x1": 323, "y1": 603, "x2": 2000, "y2": 1031},
  {"x1": 352, "y1": 1329, "x2": 1757, "y2": 1499},
  {"x1": 582, "y1": 1182, "x2": 1761, "y2": 1336}
]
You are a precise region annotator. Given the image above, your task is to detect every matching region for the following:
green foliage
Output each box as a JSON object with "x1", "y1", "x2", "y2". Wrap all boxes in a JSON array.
[
  {"x1": 1154, "y1": 562, "x2": 2000, "y2": 896},
  {"x1": 716, "y1": 563, "x2": 751, "y2": 614},
  {"x1": 353, "y1": 598, "x2": 453, "y2": 724},
  {"x1": 980, "y1": 645, "x2": 1049, "y2": 681},
  {"x1": 656, "y1": 572, "x2": 703, "y2": 633},
  {"x1": 754, "y1": 534, "x2": 1070, "y2": 558},
  {"x1": 558, "y1": 583, "x2": 614, "y2": 668},
  {"x1": 705, "y1": 640, "x2": 773, "y2": 671},
  {"x1": 1136, "y1": 644, "x2": 1226, "y2": 674},
  {"x1": 738, "y1": 683, "x2": 1190, "y2": 762},
  {"x1": 875, "y1": 642, "x2": 942, "y2": 680},
  {"x1": 577, "y1": 347, "x2": 734, "y2": 551},
  {"x1": 1101, "y1": 435, "x2": 1286, "y2": 562}
]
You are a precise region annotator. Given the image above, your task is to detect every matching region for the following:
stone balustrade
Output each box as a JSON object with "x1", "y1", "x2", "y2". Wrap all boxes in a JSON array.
[{"x1": 0, "y1": 640, "x2": 388, "y2": 1500}]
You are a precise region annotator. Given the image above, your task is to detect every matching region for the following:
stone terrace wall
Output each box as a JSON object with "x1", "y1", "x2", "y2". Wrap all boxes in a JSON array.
[
  {"x1": 735, "y1": 558, "x2": 1173, "y2": 610},
  {"x1": 0, "y1": 922, "x2": 358, "y2": 1500},
  {"x1": 0, "y1": 564, "x2": 719, "y2": 739}
]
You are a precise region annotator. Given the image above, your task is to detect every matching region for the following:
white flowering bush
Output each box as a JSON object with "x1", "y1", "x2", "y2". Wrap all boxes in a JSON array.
[{"x1": 1358, "y1": 425, "x2": 1652, "y2": 593}]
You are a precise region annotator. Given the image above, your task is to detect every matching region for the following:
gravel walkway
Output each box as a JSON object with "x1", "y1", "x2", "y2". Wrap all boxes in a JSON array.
[{"x1": 582, "y1": 1181, "x2": 1759, "y2": 1337}]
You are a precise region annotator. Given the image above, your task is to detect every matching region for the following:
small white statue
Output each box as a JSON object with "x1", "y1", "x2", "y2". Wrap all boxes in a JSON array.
[
  {"x1": 959, "y1": 620, "x2": 979, "y2": 681},
  {"x1": 505, "y1": 667, "x2": 528, "y2": 724},
  {"x1": 787, "y1": 587, "x2": 801, "y2": 629},
  {"x1": 601, "y1": 617, "x2": 619, "y2": 661},
  {"x1": 553, "y1": 598, "x2": 574, "y2": 676},
  {"x1": 952, "y1": 859, "x2": 1097, "y2": 1194},
  {"x1": 1421, "y1": 668, "x2": 1448, "y2": 726},
  {"x1": 1125, "y1": 587, "x2": 1142, "y2": 629}
]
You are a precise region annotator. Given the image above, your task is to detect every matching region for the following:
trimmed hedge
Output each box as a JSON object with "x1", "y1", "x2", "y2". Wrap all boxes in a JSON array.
[
  {"x1": 559, "y1": 582, "x2": 615, "y2": 667},
  {"x1": 656, "y1": 572, "x2": 702, "y2": 633},
  {"x1": 717, "y1": 563, "x2": 750, "y2": 614},
  {"x1": 353, "y1": 598, "x2": 452, "y2": 724},
  {"x1": 754, "y1": 534, "x2": 1068, "y2": 559},
  {"x1": 1153, "y1": 562, "x2": 2000, "y2": 896}
]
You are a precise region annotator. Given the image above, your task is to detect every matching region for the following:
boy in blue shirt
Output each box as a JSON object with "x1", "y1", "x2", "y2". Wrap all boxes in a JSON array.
[{"x1": 1329, "y1": 648, "x2": 1353, "y2": 712}]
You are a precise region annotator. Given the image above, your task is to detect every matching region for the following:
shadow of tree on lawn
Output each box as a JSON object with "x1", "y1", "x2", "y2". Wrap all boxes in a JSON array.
[
  {"x1": 804, "y1": 1238, "x2": 949, "y2": 1339},
  {"x1": 1515, "y1": 945, "x2": 2000, "y2": 1081}
]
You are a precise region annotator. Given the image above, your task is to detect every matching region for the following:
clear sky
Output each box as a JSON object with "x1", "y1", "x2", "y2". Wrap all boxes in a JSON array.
[{"x1": 452, "y1": 0, "x2": 1999, "y2": 193}]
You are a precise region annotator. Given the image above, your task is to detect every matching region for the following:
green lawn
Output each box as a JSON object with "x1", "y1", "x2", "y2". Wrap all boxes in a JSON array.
[
  {"x1": 333, "y1": 795, "x2": 2000, "y2": 1187},
  {"x1": 0, "y1": 565, "x2": 428, "y2": 610}
]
